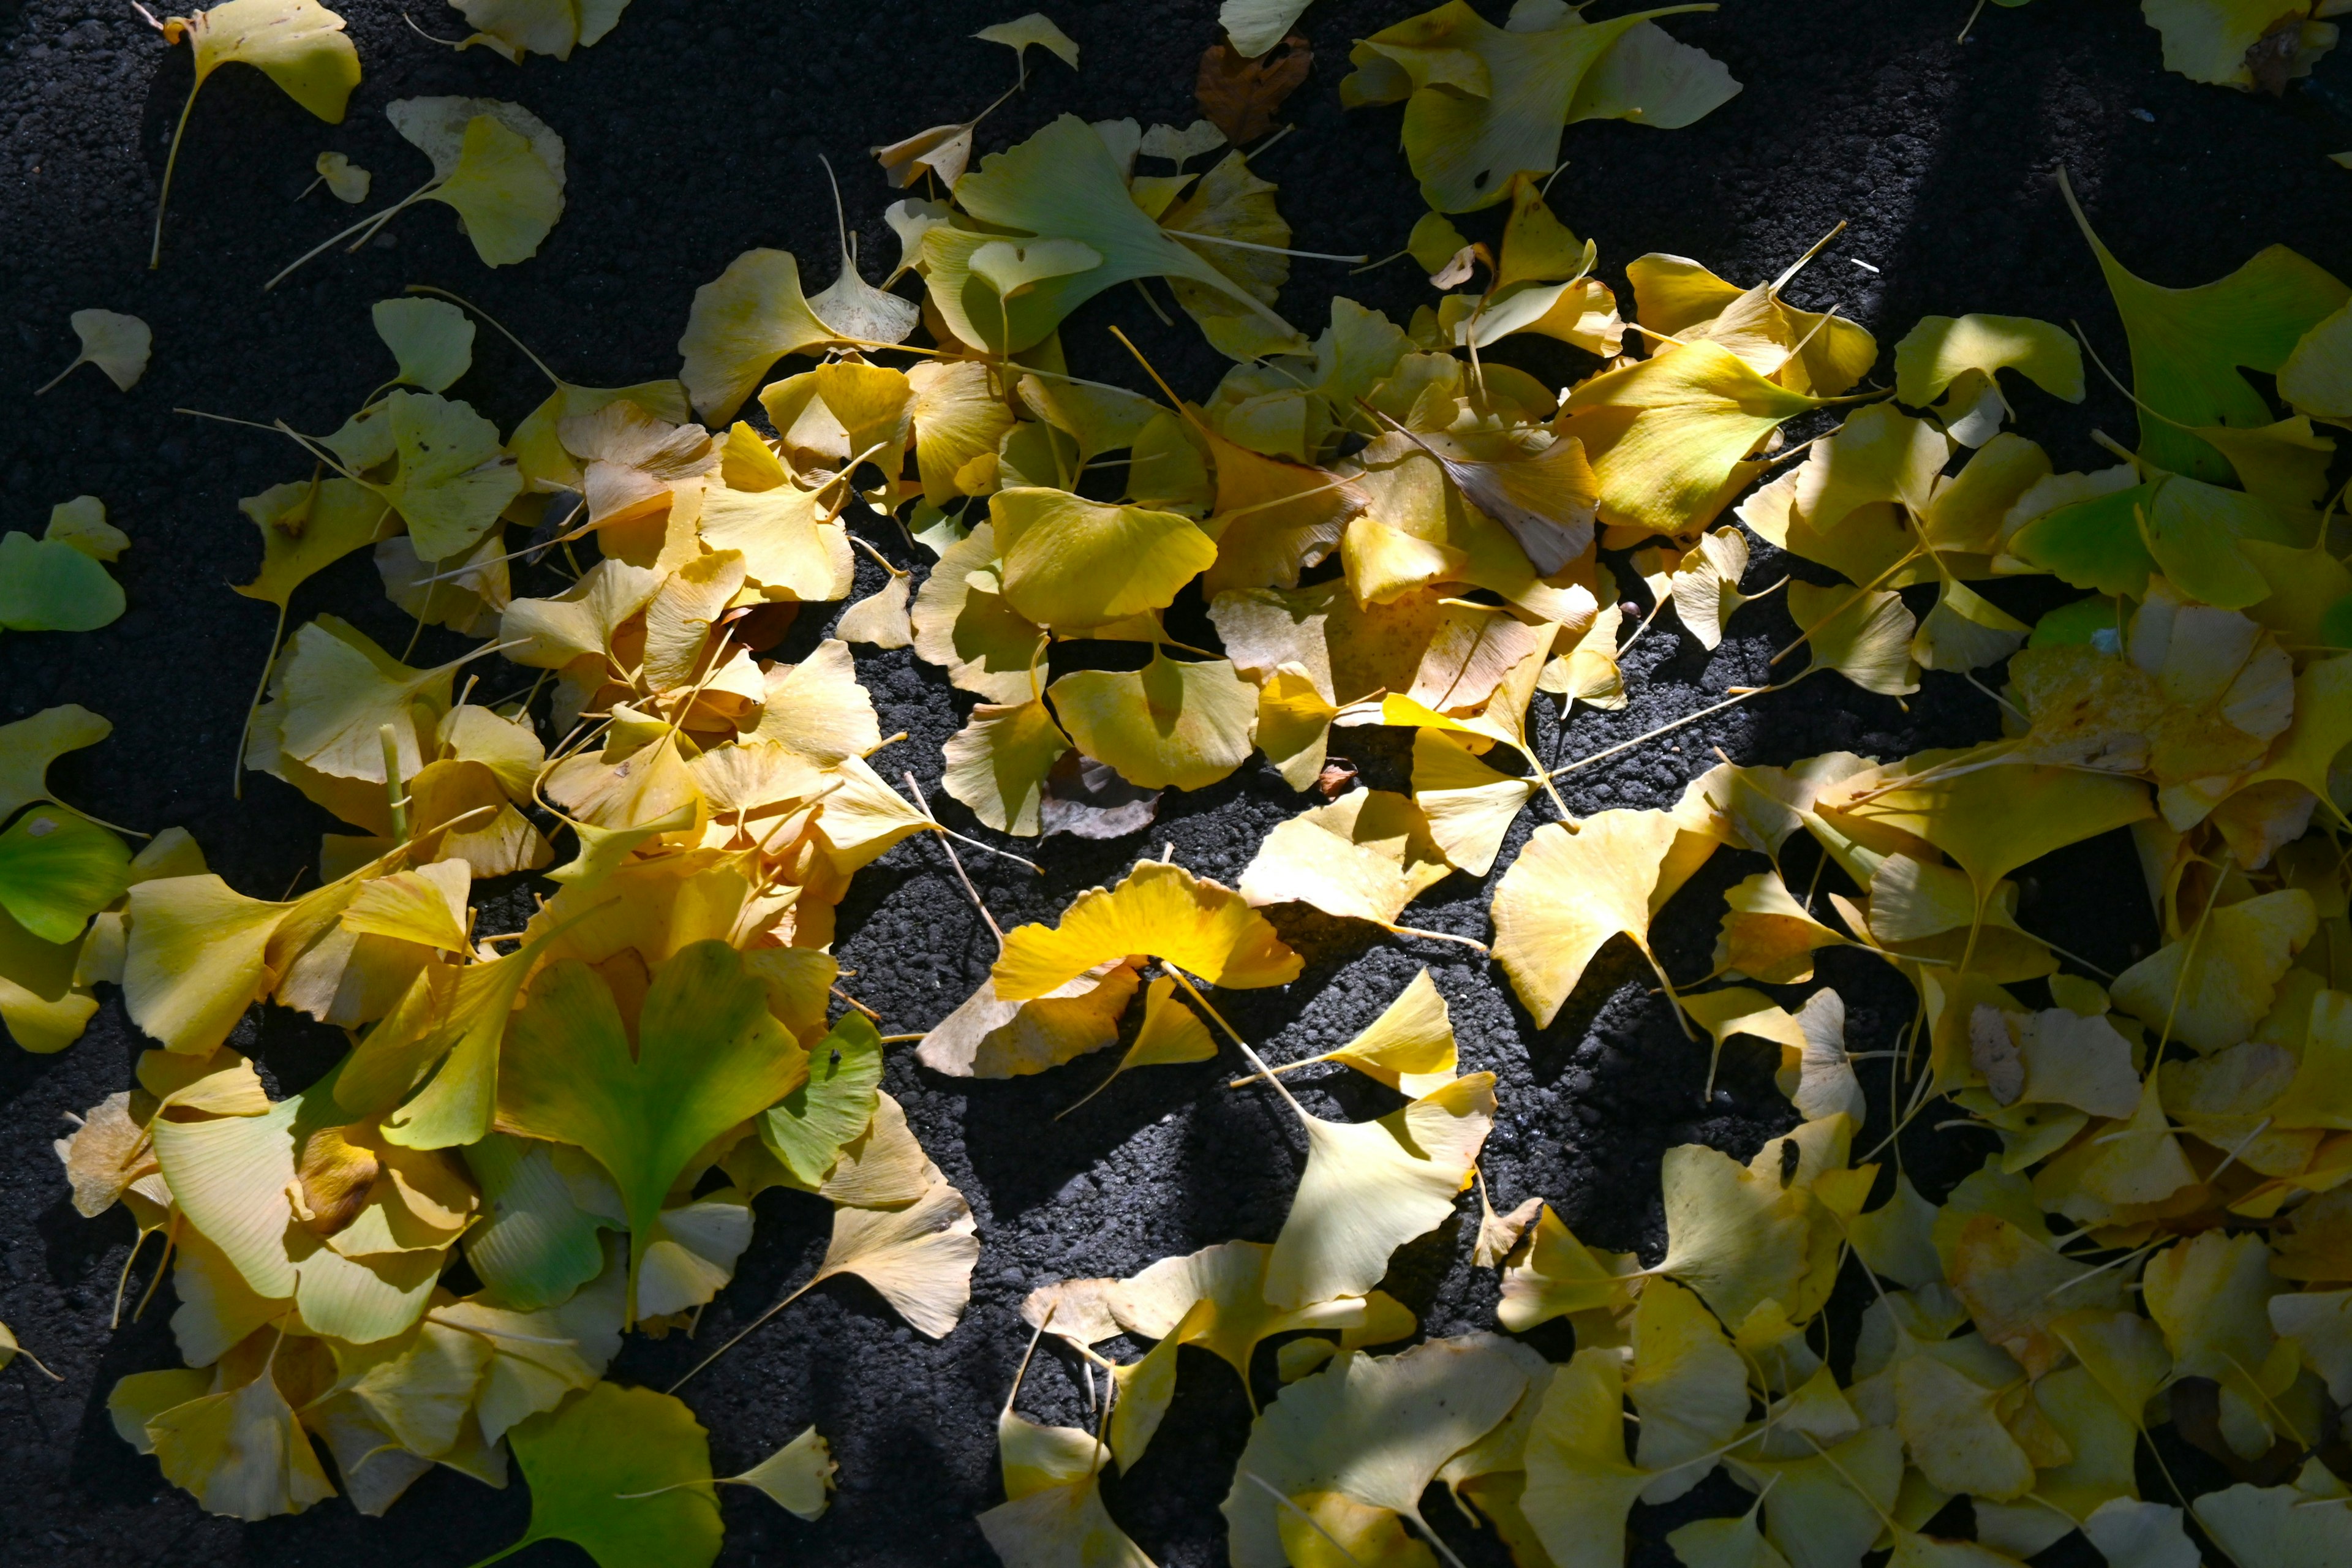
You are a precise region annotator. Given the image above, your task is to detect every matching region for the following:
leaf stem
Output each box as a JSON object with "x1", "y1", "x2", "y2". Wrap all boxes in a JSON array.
[
  {"x1": 665, "y1": 1273, "x2": 821, "y2": 1393},
  {"x1": 233, "y1": 598, "x2": 289, "y2": 800},
  {"x1": 264, "y1": 179, "x2": 436, "y2": 292},
  {"x1": 149, "y1": 80, "x2": 202, "y2": 269}
]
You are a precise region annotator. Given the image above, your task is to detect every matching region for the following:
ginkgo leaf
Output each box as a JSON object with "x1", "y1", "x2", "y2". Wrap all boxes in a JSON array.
[
  {"x1": 995, "y1": 490, "x2": 1215, "y2": 635},
  {"x1": 1342, "y1": 3, "x2": 1738, "y2": 212},
  {"x1": 2081, "y1": 1498, "x2": 2201, "y2": 1568},
  {"x1": 147, "y1": 0, "x2": 359, "y2": 264},
  {"x1": 1064, "y1": 975, "x2": 1219, "y2": 1114},
  {"x1": 386, "y1": 97, "x2": 567, "y2": 267},
  {"x1": 1373, "y1": 417, "x2": 1599, "y2": 575},
  {"x1": 496, "y1": 943, "x2": 805, "y2": 1324},
  {"x1": 311, "y1": 149, "x2": 369, "y2": 202},
  {"x1": 1891, "y1": 314, "x2": 2086, "y2": 409},
  {"x1": 760, "y1": 1012, "x2": 883, "y2": 1187},
  {"x1": 449, "y1": 0, "x2": 632, "y2": 62},
  {"x1": 2193, "y1": 1459, "x2": 2352, "y2": 1568},
  {"x1": 676, "y1": 249, "x2": 841, "y2": 424},
  {"x1": 1492, "y1": 808, "x2": 1718, "y2": 1028},
  {"x1": 1627, "y1": 1276, "x2": 1747, "y2": 1502},
  {"x1": 123, "y1": 874, "x2": 296, "y2": 1055},
  {"x1": 1261, "y1": 969, "x2": 1458, "y2": 1095},
  {"x1": 1666, "y1": 526, "x2": 1751, "y2": 650},
  {"x1": 491, "y1": 1383, "x2": 721, "y2": 1568},
  {"x1": 1242, "y1": 788, "x2": 1457, "y2": 934},
  {"x1": 915, "y1": 961, "x2": 1142, "y2": 1080},
  {"x1": 1559, "y1": 341, "x2": 1828, "y2": 537},
  {"x1": 0, "y1": 529, "x2": 125, "y2": 633},
  {"x1": 925, "y1": 115, "x2": 1298, "y2": 355},
  {"x1": 1787, "y1": 581, "x2": 1918, "y2": 696},
  {"x1": 1221, "y1": 0, "x2": 1310, "y2": 58},
  {"x1": 232, "y1": 477, "x2": 392, "y2": 611},
  {"x1": 461, "y1": 1135, "x2": 610, "y2": 1312},
  {"x1": 2111, "y1": 889, "x2": 2316, "y2": 1054},
  {"x1": 993, "y1": 859, "x2": 1300, "y2": 1001},
  {"x1": 1221, "y1": 1337, "x2": 1534, "y2": 1568},
  {"x1": 0, "y1": 808, "x2": 130, "y2": 944},
  {"x1": 1263, "y1": 1072, "x2": 1495, "y2": 1308},
  {"x1": 146, "y1": 1351, "x2": 339, "y2": 1521},
  {"x1": 36, "y1": 308, "x2": 151, "y2": 393},
  {"x1": 371, "y1": 297, "x2": 473, "y2": 393},
  {"x1": 807, "y1": 1177, "x2": 980, "y2": 1338},
  {"x1": 724, "y1": 1427, "x2": 836, "y2": 1520},
  {"x1": 359, "y1": 391, "x2": 522, "y2": 563},
  {"x1": 944, "y1": 699, "x2": 1071, "y2": 837},
  {"x1": 1049, "y1": 650, "x2": 1259, "y2": 793},
  {"x1": 2064, "y1": 174, "x2": 2348, "y2": 481},
  {"x1": 1519, "y1": 1348, "x2": 1654, "y2": 1568},
  {"x1": 42, "y1": 495, "x2": 129, "y2": 562}
]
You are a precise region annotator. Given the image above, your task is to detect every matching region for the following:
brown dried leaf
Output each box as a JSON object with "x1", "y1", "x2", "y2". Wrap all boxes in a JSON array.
[{"x1": 1196, "y1": 32, "x2": 1311, "y2": 146}]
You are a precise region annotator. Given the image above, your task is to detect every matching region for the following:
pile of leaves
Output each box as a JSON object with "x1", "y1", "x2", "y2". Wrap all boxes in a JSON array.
[{"x1": 9, "y1": 1, "x2": 2352, "y2": 1565}]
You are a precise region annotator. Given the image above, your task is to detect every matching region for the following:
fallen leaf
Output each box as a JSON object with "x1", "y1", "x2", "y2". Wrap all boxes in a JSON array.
[
  {"x1": 1196, "y1": 32, "x2": 1311, "y2": 146},
  {"x1": 993, "y1": 859, "x2": 1299, "y2": 1001},
  {"x1": 488, "y1": 1382, "x2": 720, "y2": 1568},
  {"x1": 37, "y1": 309, "x2": 151, "y2": 393}
]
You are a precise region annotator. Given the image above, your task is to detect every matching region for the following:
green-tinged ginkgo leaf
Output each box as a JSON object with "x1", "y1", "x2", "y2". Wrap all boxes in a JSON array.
[
  {"x1": 461, "y1": 1134, "x2": 611, "y2": 1311},
  {"x1": 2064, "y1": 175, "x2": 2348, "y2": 481},
  {"x1": 0, "y1": 807, "x2": 129, "y2": 944},
  {"x1": 924, "y1": 115, "x2": 1298, "y2": 355},
  {"x1": 993, "y1": 858, "x2": 1300, "y2": 1001},
  {"x1": 36, "y1": 308, "x2": 151, "y2": 393},
  {"x1": 449, "y1": 0, "x2": 632, "y2": 62},
  {"x1": 991, "y1": 488, "x2": 1218, "y2": 631},
  {"x1": 371, "y1": 297, "x2": 473, "y2": 392},
  {"x1": 1264, "y1": 1072, "x2": 1495, "y2": 1308},
  {"x1": 43, "y1": 496, "x2": 129, "y2": 562},
  {"x1": 232, "y1": 477, "x2": 392, "y2": 610},
  {"x1": 759, "y1": 1011, "x2": 883, "y2": 1187},
  {"x1": 385, "y1": 97, "x2": 567, "y2": 268},
  {"x1": 1891, "y1": 314, "x2": 2085, "y2": 409},
  {"x1": 145, "y1": 1349, "x2": 339, "y2": 1521},
  {"x1": 1492, "y1": 808, "x2": 1718, "y2": 1028},
  {"x1": 1341, "y1": 2, "x2": 1738, "y2": 212},
  {"x1": 489, "y1": 1382, "x2": 721, "y2": 1568},
  {"x1": 1221, "y1": 1337, "x2": 1534, "y2": 1568},
  {"x1": 147, "y1": 0, "x2": 358, "y2": 264},
  {"x1": 496, "y1": 942, "x2": 807, "y2": 1324},
  {"x1": 0, "y1": 529, "x2": 124, "y2": 634},
  {"x1": 1049, "y1": 650, "x2": 1259, "y2": 793}
]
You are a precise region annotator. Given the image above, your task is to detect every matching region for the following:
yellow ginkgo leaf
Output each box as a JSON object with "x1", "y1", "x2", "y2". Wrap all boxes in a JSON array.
[
  {"x1": 1221, "y1": 1337, "x2": 1535, "y2": 1568},
  {"x1": 1891, "y1": 314, "x2": 2086, "y2": 410},
  {"x1": 146, "y1": 1351, "x2": 339, "y2": 1521},
  {"x1": 1238, "y1": 789, "x2": 1453, "y2": 932},
  {"x1": 147, "y1": 0, "x2": 359, "y2": 265},
  {"x1": 448, "y1": 0, "x2": 631, "y2": 62},
  {"x1": 993, "y1": 859, "x2": 1300, "y2": 1002},
  {"x1": 36, "y1": 309, "x2": 152, "y2": 394},
  {"x1": 2112, "y1": 889, "x2": 2316, "y2": 1054},
  {"x1": 1061, "y1": 974, "x2": 1219, "y2": 1116},
  {"x1": 910, "y1": 522, "x2": 1049, "y2": 704},
  {"x1": 383, "y1": 97, "x2": 566, "y2": 268},
  {"x1": 0, "y1": 705, "x2": 111, "y2": 823},
  {"x1": 1519, "y1": 1348, "x2": 1654, "y2": 1568},
  {"x1": 1787, "y1": 581, "x2": 1918, "y2": 697},
  {"x1": 915, "y1": 961, "x2": 1142, "y2": 1080},
  {"x1": 337, "y1": 860, "x2": 471, "y2": 952},
  {"x1": 1498, "y1": 1205, "x2": 1642, "y2": 1332},
  {"x1": 232, "y1": 478, "x2": 392, "y2": 612},
  {"x1": 1629, "y1": 252, "x2": 1878, "y2": 398},
  {"x1": 1559, "y1": 341, "x2": 1827, "y2": 537},
  {"x1": 1491, "y1": 808, "x2": 1718, "y2": 1028},
  {"x1": 1259, "y1": 970, "x2": 1458, "y2": 1096},
  {"x1": 943, "y1": 698, "x2": 1071, "y2": 837},
  {"x1": 122, "y1": 875, "x2": 295, "y2": 1056},
  {"x1": 676, "y1": 249, "x2": 841, "y2": 424},
  {"x1": 1341, "y1": 3, "x2": 1738, "y2": 213},
  {"x1": 1049, "y1": 650, "x2": 1259, "y2": 793},
  {"x1": 1262, "y1": 1072, "x2": 1495, "y2": 1308},
  {"x1": 805, "y1": 1178, "x2": 980, "y2": 1338},
  {"x1": 1627, "y1": 1276, "x2": 1747, "y2": 1502},
  {"x1": 992, "y1": 488, "x2": 1218, "y2": 631}
]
